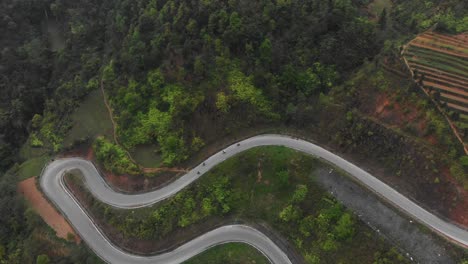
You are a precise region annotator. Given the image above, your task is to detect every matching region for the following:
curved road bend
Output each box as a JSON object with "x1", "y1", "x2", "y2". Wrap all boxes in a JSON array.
[{"x1": 40, "y1": 134, "x2": 468, "y2": 263}]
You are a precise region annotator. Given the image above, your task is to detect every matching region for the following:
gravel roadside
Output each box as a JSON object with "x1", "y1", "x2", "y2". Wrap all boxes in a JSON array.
[{"x1": 313, "y1": 167, "x2": 456, "y2": 264}]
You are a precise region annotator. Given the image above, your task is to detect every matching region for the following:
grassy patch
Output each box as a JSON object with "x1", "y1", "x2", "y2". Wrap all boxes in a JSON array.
[
  {"x1": 62, "y1": 89, "x2": 113, "y2": 148},
  {"x1": 184, "y1": 243, "x2": 269, "y2": 264},
  {"x1": 19, "y1": 140, "x2": 50, "y2": 160},
  {"x1": 130, "y1": 144, "x2": 162, "y2": 168},
  {"x1": 368, "y1": 0, "x2": 392, "y2": 17},
  {"x1": 17, "y1": 156, "x2": 50, "y2": 180}
]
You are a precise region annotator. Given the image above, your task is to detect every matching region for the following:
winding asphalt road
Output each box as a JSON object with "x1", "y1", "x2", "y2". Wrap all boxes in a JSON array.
[{"x1": 40, "y1": 134, "x2": 468, "y2": 264}]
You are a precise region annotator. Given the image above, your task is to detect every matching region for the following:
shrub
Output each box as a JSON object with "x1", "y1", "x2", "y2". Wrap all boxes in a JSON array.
[{"x1": 93, "y1": 137, "x2": 139, "y2": 174}]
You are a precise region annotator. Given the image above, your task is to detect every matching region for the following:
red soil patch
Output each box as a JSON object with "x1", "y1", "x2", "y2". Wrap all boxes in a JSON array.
[
  {"x1": 17, "y1": 177, "x2": 81, "y2": 243},
  {"x1": 375, "y1": 96, "x2": 390, "y2": 115},
  {"x1": 142, "y1": 167, "x2": 187, "y2": 173},
  {"x1": 103, "y1": 168, "x2": 180, "y2": 193},
  {"x1": 373, "y1": 94, "x2": 429, "y2": 139},
  {"x1": 86, "y1": 147, "x2": 94, "y2": 160},
  {"x1": 425, "y1": 134, "x2": 438, "y2": 145},
  {"x1": 441, "y1": 168, "x2": 468, "y2": 227},
  {"x1": 104, "y1": 171, "x2": 132, "y2": 190}
]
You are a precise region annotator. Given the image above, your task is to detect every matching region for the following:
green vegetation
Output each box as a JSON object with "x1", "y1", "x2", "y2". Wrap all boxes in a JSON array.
[
  {"x1": 2, "y1": 0, "x2": 467, "y2": 262},
  {"x1": 393, "y1": 0, "x2": 468, "y2": 33},
  {"x1": 93, "y1": 137, "x2": 139, "y2": 175},
  {"x1": 99, "y1": 0, "x2": 376, "y2": 166},
  {"x1": 450, "y1": 155, "x2": 468, "y2": 189},
  {"x1": 183, "y1": 243, "x2": 269, "y2": 264},
  {"x1": 68, "y1": 146, "x2": 408, "y2": 263},
  {"x1": 369, "y1": 0, "x2": 393, "y2": 17}
]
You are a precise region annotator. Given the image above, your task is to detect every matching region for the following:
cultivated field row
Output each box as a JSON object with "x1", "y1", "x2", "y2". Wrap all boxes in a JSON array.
[{"x1": 403, "y1": 31, "x2": 468, "y2": 141}]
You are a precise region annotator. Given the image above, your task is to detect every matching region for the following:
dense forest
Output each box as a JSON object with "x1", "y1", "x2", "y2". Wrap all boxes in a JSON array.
[
  {"x1": 0, "y1": 0, "x2": 467, "y2": 263},
  {"x1": 98, "y1": 0, "x2": 380, "y2": 164}
]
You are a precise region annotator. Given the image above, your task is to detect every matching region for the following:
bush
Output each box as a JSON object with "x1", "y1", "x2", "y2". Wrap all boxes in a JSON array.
[
  {"x1": 93, "y1": 137, "x2": 139, "y2": 174},
  {"x1": 292, "y1": 184, "x2": 308, "y2": 203},
  {"x1": 36, "y1": 254, "x2": 50, "y2": 264},
  {"x1": 29, "y1": 134, "x2": 44, "y2": 148}
]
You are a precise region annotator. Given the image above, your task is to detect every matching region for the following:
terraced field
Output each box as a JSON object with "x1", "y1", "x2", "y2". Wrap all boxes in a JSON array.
[{"x1": 403, "y1": 31, "x2": 468, "y2": 145}]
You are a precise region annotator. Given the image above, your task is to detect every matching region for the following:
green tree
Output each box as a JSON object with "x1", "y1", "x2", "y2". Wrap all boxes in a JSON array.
[
  {"x1": 102, "y1": 60, "x2": 116, "y2": 84},
  {"x1": 229, "y1": 12, "x2": 242, "y2": 33},
  {"x1": 459, "y1": 156, "x2": 468, "y2": 169},
  {"x1": 36, "y1": 254, "x2": 50, "y2": 264},
  {"x1": 379, "y1": 8, "x2": 387, "y2": 29},
  {"x1": 292, "y1": 184, "x2": 308, "y2": 203},
  {"x1": 147, "y1": 69, "x2": 164, "y2": 94},
  {"x1": 259, "y1": 38, "x2": 272, "y2": 64},
  {"x1": 299, "y1": 215, "x2": 314, "y2": 237},
  {"x1": 216, "y1": 92, "x2": 230, "y2": 113},
  {"x1": 31, "y1": 114, "x2": 42, "y2": 129},
  {"x1": 279, "y1": 205, "x2": 302, "y2": 222},
  {"x1": 304, "y1": 254, "x2": 320, "y2": 264},
  {"x1": 334, "y1": 213, "x2": 355, "y2": 240},
  {"x1": 228, "y1": 68, "x2": 274, "y2": 116}
]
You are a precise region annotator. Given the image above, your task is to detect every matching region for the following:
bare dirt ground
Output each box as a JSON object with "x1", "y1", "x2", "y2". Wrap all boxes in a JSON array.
[
  {"x1": 442, "y1": 167, "x2": 468, "y2": 226},
  {"x1": 372, "y1": 93, "x2": 428, "y2": 139},
  {"x1": 17, "y1": 177, "x2": 81, "y2": 243}
]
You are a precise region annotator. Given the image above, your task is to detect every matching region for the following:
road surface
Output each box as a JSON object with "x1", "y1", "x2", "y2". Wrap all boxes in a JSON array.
[{"x1": 40, "y1": 134, "x2": 468, "y2": 263}]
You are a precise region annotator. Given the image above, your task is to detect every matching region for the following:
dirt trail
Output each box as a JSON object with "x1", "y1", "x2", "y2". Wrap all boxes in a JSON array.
[
  {"x1": 18, "y1": 178, "x2": 81, "y2": 243},
  {"x1": 142, "y1": 167, "x2": 188, "y2": 173}
]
